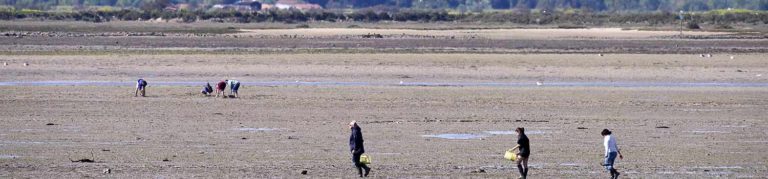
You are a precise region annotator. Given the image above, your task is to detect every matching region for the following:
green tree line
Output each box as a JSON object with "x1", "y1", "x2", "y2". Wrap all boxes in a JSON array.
[
  {"x1": 1, "y1": 0, "x2": 767, "y2": 11},
  {"x1": 1, "y1": 8, "x2": 766, "y2": 26}
]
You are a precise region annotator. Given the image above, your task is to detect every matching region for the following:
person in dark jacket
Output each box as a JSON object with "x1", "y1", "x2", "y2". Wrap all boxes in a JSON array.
[
  {"x1": 134, "y1": 78, "x2": 147, "y2": 97},
  {"x1": 510, "y1": 127, "x2": 530, "y2": 179},
  {"x1": 201, "y1": 82, "x2": 213, "y2": 96},
  {"x1": 349, "y1": 121, "x2": 371, "y2": 177}
]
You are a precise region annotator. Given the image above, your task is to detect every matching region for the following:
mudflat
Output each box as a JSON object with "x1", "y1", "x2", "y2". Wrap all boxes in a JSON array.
[
  {"x1": 1, "y1": 85, "x2": 766, "y2": 178},
  {"x1": 1, "y1": 25, "x2": 767, "y2": 178}
]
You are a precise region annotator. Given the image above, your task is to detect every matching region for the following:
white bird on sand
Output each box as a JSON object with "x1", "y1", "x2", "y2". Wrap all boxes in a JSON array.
[
  {"x1": 23, "y1": 63, "x2": 28, "y2": 66},
  {"x1": 757, "y1": 74, "x2": 763, "y2": 77},
  {"x1": 730, "y1": 56, "x2": 735, "y2": 60},
  {"x1": 536, "y1": 81, "x2": 543, "y2": 86},
  {"x1": 3, "y1": 62, "x2": 6, "y2": 66},
  {"x1": 598, "y1": 53, "x2": 604, "y2": 57},
  {"x1": 706, "y1": 54, "x2": 712, "y2": 58},
  {"x1": 399, "y1": 81, "x2": 404, "y2": 85},
  {"x1": 699, "y1": 54, "x2": 705, "y2": 58}
]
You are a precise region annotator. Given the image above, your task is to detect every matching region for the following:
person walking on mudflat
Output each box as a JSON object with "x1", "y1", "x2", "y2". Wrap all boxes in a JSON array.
[
  {"x1": 349, "y1": 121, "x2": 371, "y2": 177},
  {"x1": 510, "y1": 127, "x2": 530, "y2": 179},
  {"x1": 602, "y1": 129, "x2": 623, "y2": 179},
  {"x1": 134, "y1": 78, "x2": 147, "y2": 97}
]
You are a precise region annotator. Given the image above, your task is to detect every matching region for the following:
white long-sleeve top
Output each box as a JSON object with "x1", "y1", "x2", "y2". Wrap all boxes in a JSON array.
[{"x1": 604, "y1": 135, "x2": 619, "y2": 156}]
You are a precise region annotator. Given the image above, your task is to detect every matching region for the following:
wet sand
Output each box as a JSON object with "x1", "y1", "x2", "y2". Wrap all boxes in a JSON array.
[
  {"x1": 1, "y1": 53, "x2": 766, "y2": 83},
  {"x1": 1, "y1": 53, "x2": 767, "y2": 178},
  {"x1": 0, "y1": 85, "x2": 766, "y2": 178},
  {"x1": 239, "y1": 28, "x2": 729, "y2": 39}
]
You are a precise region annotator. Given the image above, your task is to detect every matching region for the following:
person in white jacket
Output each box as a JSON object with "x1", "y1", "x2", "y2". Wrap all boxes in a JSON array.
[{"x1": 602, "y1": 129, "x2": 623, "y2": 179}]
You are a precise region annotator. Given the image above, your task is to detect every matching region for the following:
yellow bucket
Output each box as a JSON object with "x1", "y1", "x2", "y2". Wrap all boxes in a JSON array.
[
  {"x1": 360, "y1": 155, "x2": 372, "y2": 164},
  {"x1": 504, "y1": 149, "x2": 517, "y2": 161}
]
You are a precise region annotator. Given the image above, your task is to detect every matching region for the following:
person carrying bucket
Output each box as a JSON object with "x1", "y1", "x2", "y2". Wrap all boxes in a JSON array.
[
  {"x1": 510, "y1": 127, "x2": 530, "y2": 179},
  {"x1": 349, "y1": 121, "x2": 371, "y2": 177},
  {"x1": 602, "y1": 129, "x2": 623, "y2": 179},
  {"x1": 134, "y1": 78, "x2": 148, "y2": 97}
]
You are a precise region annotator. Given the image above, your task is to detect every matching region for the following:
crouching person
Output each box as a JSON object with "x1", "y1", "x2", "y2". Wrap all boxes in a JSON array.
[
  {"x1": 135, "y1": 78, "x2": 147, "y2": 97},
  {"x1": 215, "y1": 80, "x2": 227, "y2": 97},
  {"x1": 228, "y1": 79, "x2": 240, "y2": 98},
  {"x1": 201, "y1": 82, "x2": 213, "y2": 96}
]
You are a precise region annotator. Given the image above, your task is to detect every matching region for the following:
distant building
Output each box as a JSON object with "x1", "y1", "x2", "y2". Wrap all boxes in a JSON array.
[
  {"x1": 164, "y1": 3, "x2": 191, "y2": 11},
  {"x1": 262, "y1": 0, "x2": 321, "y2": 10},
  {"x1": 212, "y1": 0, "x2": 262, "y2": 12}
]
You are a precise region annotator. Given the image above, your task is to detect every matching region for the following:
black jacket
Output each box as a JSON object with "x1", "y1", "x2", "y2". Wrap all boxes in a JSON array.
[
  {"x1": 349, "y1": 126, "x2": 365, "y2": 154},
  {"x1": 518, "y1": 134, "x2": 530, "y2": 155},
  {"x1": 203, "y1": 83, "x2": 213, "y2": 93}
]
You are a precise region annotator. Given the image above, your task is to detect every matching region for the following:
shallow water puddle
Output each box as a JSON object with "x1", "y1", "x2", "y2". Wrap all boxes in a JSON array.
[
  {"x1": 686, "y1": 166, "x2": 743, "y2": 169},
  {"x1": 484, "y1": 131, "x2": 516, "y2": 135},
  {"x1": 2, "y1": 80, "x2": 768, "y2": 87},
  {"x1": 5, "y1": 127, "x2": 82, "y2": 133},
  {"x1": 722, "y1": 125, "x2": 749, "y2": 128},
  {"x1": 559, "y1": 163, "x2": 581, "y2": 166},
  {"x1": 422, "y1": 134, "x2": 485, "y2": 140},
  {"x1": 5, "y1": 129, "x2": 46, "y2": 132},
  {"x1": 658, "y1": 170, "x2": 736, "y2": 176},
  {"x1": 658, "y1": 171, "x2": 697, "y2": 175},
  {"x1": 235, "y1": 128, "x2": 280, "y2": 132},
  {"x1": 484, "y1": 130, "x2": 548, "y2": 135},
  {"x1": 0, "y1": 140, "x2": 135, "y2": 146},
  {"x1": 0, "y1": 155, "x2": 19, "y2": 159},
  {"x1": 428, "y1": 130, "x2": 551, "y2": 139},
  {"x1": 685, "y1": 130, "x2": 730, "y2": 134}
]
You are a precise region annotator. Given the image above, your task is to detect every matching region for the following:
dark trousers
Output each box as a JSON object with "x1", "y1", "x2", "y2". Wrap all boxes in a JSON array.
[{"x1": 352, "y1": 152, "x2": 370, "y2": 176}]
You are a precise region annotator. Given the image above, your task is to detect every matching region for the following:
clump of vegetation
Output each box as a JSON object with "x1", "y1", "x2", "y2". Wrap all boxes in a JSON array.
[
  {"x1": 715, "y1": 24, "x2": 734, "y2": 29},
  {"x1": 0, "y1": 8, "x2": 766, "y2": 26},
  {"x1": 687, "y1": 22, "x2": 701, "y2": 29},
  {"x1": 557, "y1": 24, "x2": 587, "y2": 29}
]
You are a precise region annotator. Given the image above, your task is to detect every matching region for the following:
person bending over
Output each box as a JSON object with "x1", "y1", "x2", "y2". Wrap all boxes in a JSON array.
[
  {"x1": 201, "y1": 82, "x2": 213, "y2": 96},
  {"x1": 215, "y1": 80, "x2": 227, "y2": 97},
  {"x1": 228, "y1": 79, "x2": 241, "y2": 98},
  {"x1": 135, "y1": 78, "x2": 147, "y2": 97}
]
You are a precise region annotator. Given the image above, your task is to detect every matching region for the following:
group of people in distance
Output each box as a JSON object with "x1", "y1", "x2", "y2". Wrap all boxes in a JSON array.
[
  {"x1": 349, "y1": 122, "x2": 623, "y2": 179},
  {"x1": 133, "y1": 78, "x2": 241, "y2": 98},
  {"x1": 202, "y1": 79, "x2": 241, "y2": 98}
]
